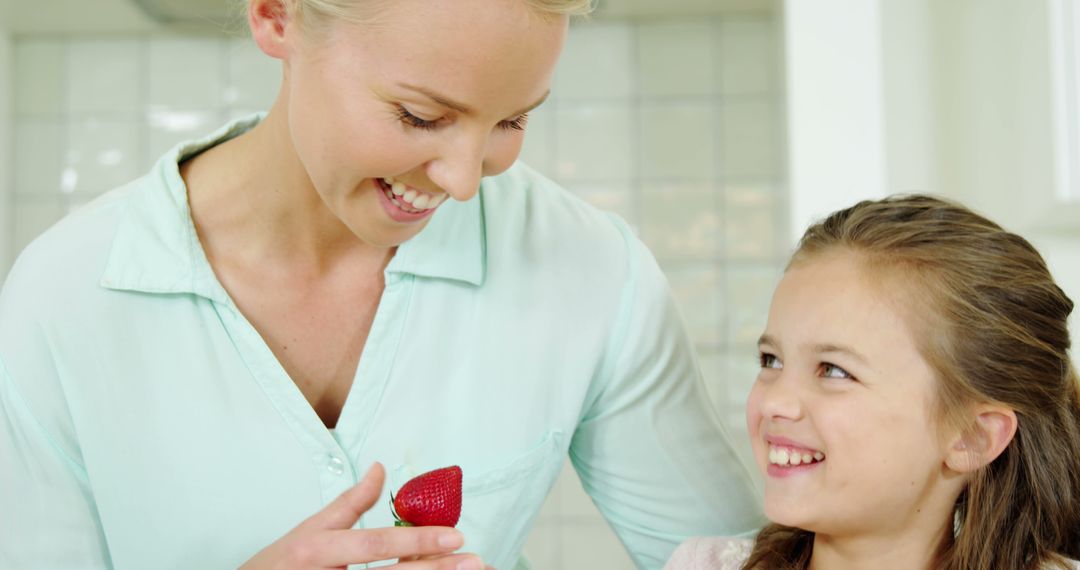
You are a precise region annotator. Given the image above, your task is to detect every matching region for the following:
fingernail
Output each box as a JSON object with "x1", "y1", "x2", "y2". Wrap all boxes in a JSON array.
[
  {"x1": 438, "y1": 531, "x2": 464, "y2": 549},
  {"x1": 362, "y1": 462, "x2": 383, "y2": 480},
  {"x1": 456, "y1": 558, "x2": 483, "y2": 570}
]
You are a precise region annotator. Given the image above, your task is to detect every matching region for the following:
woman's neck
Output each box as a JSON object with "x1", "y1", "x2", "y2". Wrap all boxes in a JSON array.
[{"x1": 185, "y1": 101, "x2": 391, "y2": 277}]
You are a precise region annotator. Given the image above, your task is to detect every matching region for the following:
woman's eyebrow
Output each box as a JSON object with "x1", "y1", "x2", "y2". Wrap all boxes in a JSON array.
[{"x1": 397, "y1": 83, "x2": 550, "y2": 117}]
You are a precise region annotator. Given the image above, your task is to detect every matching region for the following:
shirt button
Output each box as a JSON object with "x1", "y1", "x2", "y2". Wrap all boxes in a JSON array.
[{"x1": 327, "y1": 456, "x2": 345, "y2": 476}]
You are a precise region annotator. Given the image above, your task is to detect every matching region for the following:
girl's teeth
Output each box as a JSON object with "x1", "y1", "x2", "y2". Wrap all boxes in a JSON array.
[
  {"x1": 385, "y1": 176, "x2": 396, "y2": 185},
  {"x1": 412, "y1": 194, "x2": 431, "y2": 209},
  {"x1": 403, "y1": 189, "x2": 418, "y2": 202},
  {"x1": 768, "y1": 444, "x2": 825, "y2": 467},
  {"x1": 392, "y1": 181, "x2": 407, "y2": 196}
]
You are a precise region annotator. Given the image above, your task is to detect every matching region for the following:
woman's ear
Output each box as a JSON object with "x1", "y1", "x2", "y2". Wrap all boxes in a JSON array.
[
  {"x1": 249, "y1": 0, "x2": 293, "y2": 60},
  {"x1": 945, "y1": 405, "x2": 1018, "y2": 473}
]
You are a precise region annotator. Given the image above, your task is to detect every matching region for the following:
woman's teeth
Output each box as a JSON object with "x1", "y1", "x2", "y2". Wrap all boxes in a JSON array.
[
  {"x1": 382, "y1": 177, "x2": 447, "y2": 213},
  {"x1": 768, "y1": 445, "x2": 825, "y2": 467}
]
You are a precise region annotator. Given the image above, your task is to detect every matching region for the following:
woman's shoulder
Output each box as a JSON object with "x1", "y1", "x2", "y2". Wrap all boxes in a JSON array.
[
  {"x1": 479, "y1": 161, "x2": 648, "y2": 280},
  {"x1": 0, "y1": 174, "x2": 155, "y2": 330},
  {"x1": 482, "y1": 161, "x2": 632, "y2": 248},
  {"x1": 663, "y1": 536, "x2": 753, "y2": 570}
]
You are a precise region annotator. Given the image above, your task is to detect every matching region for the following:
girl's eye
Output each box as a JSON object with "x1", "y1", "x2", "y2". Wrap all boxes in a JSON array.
[
  {"x1": 819, "y1": 362, "x2": 854, "y2": 380},
  {"x1": 759, "y1": 353, "x2": 782, "y2": 370},
  {"x1": 499, "y1": 113, "x2": 529, "y2": 132},
  {"x1": 396, "y1": 106, "x2": 440, "y2": 131}
]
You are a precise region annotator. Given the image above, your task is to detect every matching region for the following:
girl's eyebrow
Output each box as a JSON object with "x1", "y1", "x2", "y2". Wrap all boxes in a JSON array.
[
  {"x1": 812, "y1": 343, "x2": 870, "y2": 366},
  {"x1": 758, "y1": 334, "x2": 871, "y2": 367},
  {"x1": 396, "y1": 83, "x2": 550, "y2": 117}
]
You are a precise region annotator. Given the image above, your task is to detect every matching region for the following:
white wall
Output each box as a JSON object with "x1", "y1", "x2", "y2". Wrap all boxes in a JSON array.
[
  {"x1": 783, "y1": 0, "x2": 887, "y2": 241},
  {"x1": 930, "y1": 1, "x2": 1064, "y2": 230},
  {"x1": 881, "y1": 0, "x2": 938, "y2": 197},
  {"x1": 926, "y1": 0, "x2": 1080, "y2": 344}
]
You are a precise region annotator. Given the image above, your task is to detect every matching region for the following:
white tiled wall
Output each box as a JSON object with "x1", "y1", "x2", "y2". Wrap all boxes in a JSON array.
[
  {"x1": 7, "y1": 33, "x2": 276, "y2": 256},
  {"x1": 3, "y1": 14, "x2": 786, "y2": 569}
]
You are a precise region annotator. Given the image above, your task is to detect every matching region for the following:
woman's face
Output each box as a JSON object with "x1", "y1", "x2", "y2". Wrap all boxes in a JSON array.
[
  {"x1": 746, "y1": 251, "x2": 958, "y2": 538},
  {"x1": 279, "y1": 0, "x2": 567, "y2": 247}
]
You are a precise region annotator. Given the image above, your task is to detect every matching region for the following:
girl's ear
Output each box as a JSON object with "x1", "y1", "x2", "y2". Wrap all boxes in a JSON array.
[
  {"x1": 945, "y1": 405, "x2": 1017, "y2": 473},
  {"x1": 249, "y1": 0, "x2": 293, "y2": 60}
]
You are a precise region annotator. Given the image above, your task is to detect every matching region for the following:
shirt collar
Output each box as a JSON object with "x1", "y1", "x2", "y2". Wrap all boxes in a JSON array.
[
  {"x1": 100, "y1": 114, "x2": 487, "y2": 301},
  {"x1": 388, "y1": 192, "x2": 486, "y2": 287}
]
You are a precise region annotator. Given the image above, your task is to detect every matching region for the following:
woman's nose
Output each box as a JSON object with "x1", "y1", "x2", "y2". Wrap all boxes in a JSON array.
[{"x1": 425, "y1": 134, "x2": 487, "y2": 202}]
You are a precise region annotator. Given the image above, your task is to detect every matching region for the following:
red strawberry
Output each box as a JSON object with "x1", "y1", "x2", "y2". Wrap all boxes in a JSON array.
[{"x1": 391, "y1": 466, "x2": 462, "y2": 527}]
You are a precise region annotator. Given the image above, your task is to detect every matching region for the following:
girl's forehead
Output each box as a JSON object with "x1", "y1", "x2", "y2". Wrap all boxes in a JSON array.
[{"x1": 770, "y1": 256, "x2": 924, "y2": 359}]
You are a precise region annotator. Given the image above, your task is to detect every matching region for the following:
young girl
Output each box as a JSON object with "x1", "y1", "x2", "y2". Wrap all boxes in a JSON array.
[{"x1": 666, "y1": 195, "x2": 1080, "y2": 569}]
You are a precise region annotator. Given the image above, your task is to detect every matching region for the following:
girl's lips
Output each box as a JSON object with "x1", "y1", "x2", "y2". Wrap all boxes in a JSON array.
[
  {"x1": 767, "y1": 461, "x2": 823, "y2": 478},
  {"x1": 765, "y1": 435, "x2": 821, "y2": 453},
  {"x1": 763, "y1": 434, "x2": 826, "y2": 478}
]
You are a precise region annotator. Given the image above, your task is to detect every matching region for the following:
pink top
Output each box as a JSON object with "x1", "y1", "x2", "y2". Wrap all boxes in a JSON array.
[
  {"x1": 663, "y1": 537, "x2": 752, "y2": 570},
  {"x1": 663, "y1": 537, "x2": 1080, "y2": 570}
]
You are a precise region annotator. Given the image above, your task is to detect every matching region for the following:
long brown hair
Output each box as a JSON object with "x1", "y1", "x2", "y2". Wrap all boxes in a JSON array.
[{"x1": 743, "y1": 195, "x2": 1080, "y2": 570}]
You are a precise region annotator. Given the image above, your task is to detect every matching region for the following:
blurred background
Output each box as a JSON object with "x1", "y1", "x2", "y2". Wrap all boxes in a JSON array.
[{"x1": 0, "y1": 0, "x2": 1078, "y2": 568}]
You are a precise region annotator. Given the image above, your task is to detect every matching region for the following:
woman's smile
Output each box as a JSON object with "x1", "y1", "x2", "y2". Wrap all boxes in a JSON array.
[
  {"x1": 374, "y1": 177, "x2": 447, "y2": 223},
  {"x1": 379, "y1": 176, "x2": 450, "y2": 211}
]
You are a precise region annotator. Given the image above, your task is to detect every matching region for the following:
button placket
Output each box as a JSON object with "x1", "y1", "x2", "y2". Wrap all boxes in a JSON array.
[{"x1": 327, "y1": 455, "x2": 346, "y2": 476}]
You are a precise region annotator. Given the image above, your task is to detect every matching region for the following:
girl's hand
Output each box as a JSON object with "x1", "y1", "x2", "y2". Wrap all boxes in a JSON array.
[{"x1": 240, "y1": 463, "x2": 486, "y2": 570}]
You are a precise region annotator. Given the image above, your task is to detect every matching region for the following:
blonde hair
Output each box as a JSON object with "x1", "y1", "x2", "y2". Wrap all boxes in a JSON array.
[
  {"x1": 285, "y1": 0, "x2": 592, "y2": 31},
  {"x1": 743, "y1": 195, "x2": 1080, "y2": 569}
]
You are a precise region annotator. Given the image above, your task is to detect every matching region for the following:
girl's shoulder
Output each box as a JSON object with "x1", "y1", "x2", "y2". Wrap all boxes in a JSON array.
[
  {"x1": 663, "y1": 537, "x2": 753, "y2": 570},
  {"x1": 1053, "y1": 557, "x2": 1080, "y2": 570}
]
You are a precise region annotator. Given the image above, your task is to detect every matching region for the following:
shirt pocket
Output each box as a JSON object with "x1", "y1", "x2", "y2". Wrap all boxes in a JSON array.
[{"x1": 394, "y1": 430, "x2": 565, "y2": 569}]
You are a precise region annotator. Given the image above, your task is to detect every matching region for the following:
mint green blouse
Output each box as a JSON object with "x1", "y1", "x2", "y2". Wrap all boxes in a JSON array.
[{"x1": 0, "y1": 116, "x2": 764, "y2": 569}]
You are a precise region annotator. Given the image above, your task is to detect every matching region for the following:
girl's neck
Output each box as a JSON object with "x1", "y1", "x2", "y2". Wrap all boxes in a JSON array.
[{"x1": 807, "y1": 522, "x2": 952, "y2": 570}]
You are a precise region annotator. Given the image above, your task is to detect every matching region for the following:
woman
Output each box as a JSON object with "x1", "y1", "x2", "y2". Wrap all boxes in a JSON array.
[
  {"x1": 0, "y1": 0, "x2": 763, "y2": 568},
  {"x1": 665, "y1": 195, "x2": 1080, "y2": 569}
]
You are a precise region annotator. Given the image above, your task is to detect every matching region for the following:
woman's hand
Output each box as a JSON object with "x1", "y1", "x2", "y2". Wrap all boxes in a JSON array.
[{"x1": 240, "y1": 463, "x2": 486, "y2": 570}]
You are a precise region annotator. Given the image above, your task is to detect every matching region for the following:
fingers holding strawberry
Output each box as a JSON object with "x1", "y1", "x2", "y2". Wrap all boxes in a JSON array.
[{"x1": 240, "y1": 463, "x2": 486, "y2": 570}]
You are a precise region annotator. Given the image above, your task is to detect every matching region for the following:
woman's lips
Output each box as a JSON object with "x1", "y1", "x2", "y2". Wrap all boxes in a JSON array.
[
  {"x1": 374, "y1": 178, "x2": 438, "y2": 223},
  {"x1": 377, "y1": 177, "x2": 448, "y2": 212}
]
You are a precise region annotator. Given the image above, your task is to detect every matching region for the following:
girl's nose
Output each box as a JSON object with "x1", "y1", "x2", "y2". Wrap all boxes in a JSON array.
[{"x1": 756, "y1": 371, "x2": 804, "y2": 422}]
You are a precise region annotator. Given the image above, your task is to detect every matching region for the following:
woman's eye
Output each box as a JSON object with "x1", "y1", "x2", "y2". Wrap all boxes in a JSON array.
[
  {"x1": 759, "y1": 353, "x2": 782, "y2": 369},
  {"x1": 498, "y1": 113, "x2": 529, "y2": 132},
  {"x1": 396, "y1": 106, "x2": 440, "y2": 131},
  {"x1": 819, "y1": 362, "x2": 853, "y2": 380}
]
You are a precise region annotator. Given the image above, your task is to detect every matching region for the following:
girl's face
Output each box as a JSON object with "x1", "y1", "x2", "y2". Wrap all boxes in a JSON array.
[
  {"x1": 746, "y1": 251, "x2": 961, "y2": 539},
  {"x1": 276, "y1": 0, "x2": 567, "y2": 247}
]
